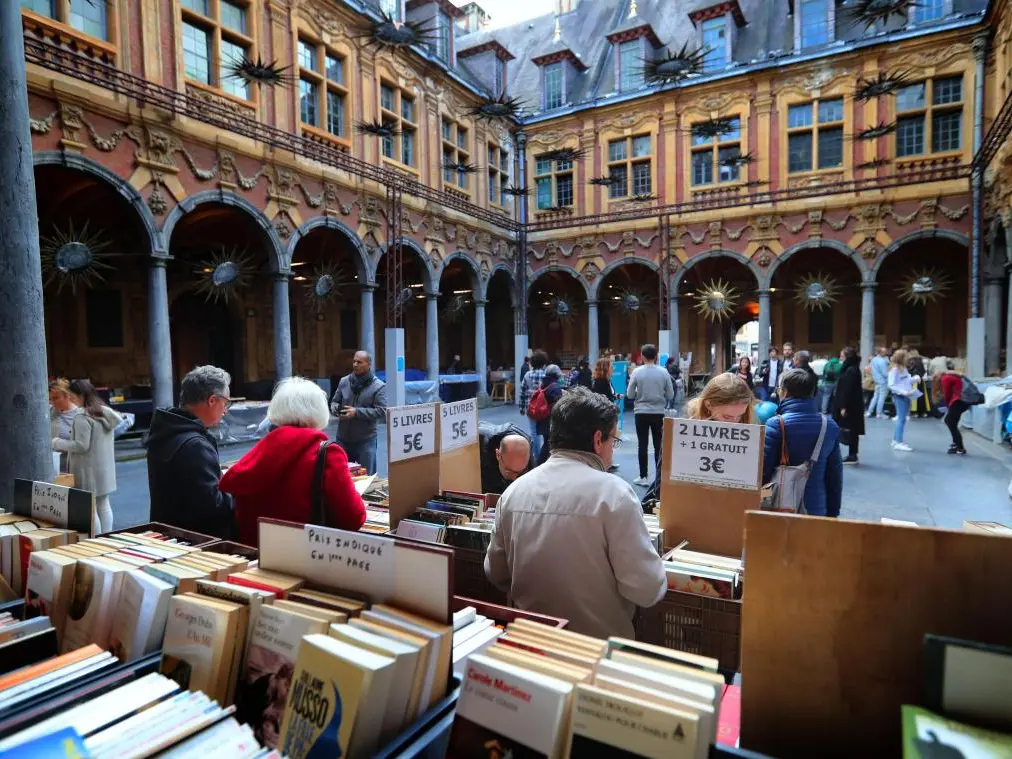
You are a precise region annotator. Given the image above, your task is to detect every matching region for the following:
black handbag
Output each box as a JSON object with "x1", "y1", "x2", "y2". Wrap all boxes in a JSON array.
[{"x1": 310, "y1": 440, "x2": 332, "y2": 527}]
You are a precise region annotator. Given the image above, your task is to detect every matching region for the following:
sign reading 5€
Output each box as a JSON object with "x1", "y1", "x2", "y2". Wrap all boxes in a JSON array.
[
  {"x1": 440, "y1": 398, "x2": 478, "y2": 452},
  {"x1": 388, "y1": 403, "x2": 437, "y2": 462}
]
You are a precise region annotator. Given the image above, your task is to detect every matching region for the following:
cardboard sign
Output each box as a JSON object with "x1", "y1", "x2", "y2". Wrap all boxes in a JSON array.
[
  {"x1": 12, "y1": 479, "x2": 95, "y2": 536},
  {"x1": 439, "y1": 398, "x2": 478, "y2": 453},
  {"x1": 303, "y1": 524, "x2": 395, "y2": 601},
  {"x1": 388, "y1": 403, "x2": 437, "y2": 462},
  {"x1": 669, "y1": 419, "x2": 762, "y2": 491}
]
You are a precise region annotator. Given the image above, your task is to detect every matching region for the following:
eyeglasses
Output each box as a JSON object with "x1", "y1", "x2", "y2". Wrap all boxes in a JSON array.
[
  {"x1": 609, "y1": 434, "x2": 623, "y2": 449},
  {"x1": 216, "y1": 395, "x2": 233, "y2": 411}
]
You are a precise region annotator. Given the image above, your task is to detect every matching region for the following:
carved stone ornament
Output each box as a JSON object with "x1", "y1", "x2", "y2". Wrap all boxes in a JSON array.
[
  {"x1": 275, "y1": 216, "x2": 292, "y2": 239},
  {"x1": 859, "y1": 239, "x2": 880, "y2": 260},
  {"x1": 581, "y1": 261, "x2": 601, "y2": 283},
  {"x1": 147, "y1": 185, "x2": 168, "y2": 216}
]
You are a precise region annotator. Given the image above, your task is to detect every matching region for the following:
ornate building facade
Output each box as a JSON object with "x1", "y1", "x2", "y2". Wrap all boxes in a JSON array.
[{"x1": 21, "y1": 0, "x2": 1012, "y2": 409}]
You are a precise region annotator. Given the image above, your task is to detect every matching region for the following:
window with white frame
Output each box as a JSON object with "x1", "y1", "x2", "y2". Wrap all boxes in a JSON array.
[
  {"x1": 493, "y1": 56, "x2": 506, "y2": 95},
  {"x1": 297, "y1": 38, "x2": 348, "y2": 139},
  {"x1": 380, "y1": 0, "x2": 400, "y2": 21},
  {"x1": 379, "y1": 81, "x2": 417, "y2": 167},
  {"x1": 543, "y1": 62, "x2": 564, "y2": 110},
  {"x1": 787, "y1": 97, "x2": 844, "y2": 173},
  {"x1": 180, "y1": 0, "x2": 253, "y2": 99},
  {"x1": 701, "y1": 17, "x2": 726, "y2": 72},
  {"x1": 799, "y1": 0, "x2": 831, "y2": 49},
  {"x1": 618, "y1": 40, "x2": 643, "y2": 92},
  {"x1": 433, "y1": 9, "x2": 452, "y2": 62},
  {"x1": 23, "y1": 0, "x2": 110, "y2": 40},
  {"x1": 535, "y1": 156, "x2": 574, "y2": 209},
  {"x1": 488, "y1": 143, "x2": 510, "y2": 205},
  {"x1": 607, "y1": 135, "x2": 652, "y2": 199},
  {"x1": 895, "y1": 76, "x2": 963, "y2": 157},
  {"x1": 441, "y1": 117, "x2": 470, "y2": 191},
  {"x1": 691, "y1": 117, "x2": 742, "y2": 186},
  {"x1": 911, "y1": 0, "x2": 947, "y2": 23}
]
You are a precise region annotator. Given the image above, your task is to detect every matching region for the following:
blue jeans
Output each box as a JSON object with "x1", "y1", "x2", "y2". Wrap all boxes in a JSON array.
[
  {"x1": 819, "y1": 382, "x2": 837, "y2": 414},
  {"x1": 528, "y1": 417, "x2": 542, "y2": 461},
  {"x1": 338, "y1": 436, "x2": 378, "y2": 475},
  {"x1": 868, "y1": 383, "x2": 888, "y2": 417},
  {"x1": 893, "y1": 395, "x2": 911, "y2": 443}
]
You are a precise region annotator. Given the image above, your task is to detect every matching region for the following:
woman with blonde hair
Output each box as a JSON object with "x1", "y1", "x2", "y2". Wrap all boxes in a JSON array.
[
  {"x1": 49, "y1": 378, "x2": 81, "y2": 473},
  {"x1": 687, "y1": 373, "x2": 758, "y2": 424},
  {"x1": 887, "y1": 348, "x2": 917, "y2": 452}
]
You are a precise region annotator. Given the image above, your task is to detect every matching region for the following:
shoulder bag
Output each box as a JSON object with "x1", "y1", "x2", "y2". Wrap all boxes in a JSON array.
[
  {"x1": 310, "y1": 440, "x2": 332, "y2": 527},
  {"x1": 761, "y1": 415, "x2": 828, "y2": 515}
]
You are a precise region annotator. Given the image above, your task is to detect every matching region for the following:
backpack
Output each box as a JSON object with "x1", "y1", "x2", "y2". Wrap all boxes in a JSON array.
[
  {"x1": 528, "y1": 385, "x2": 552, "y2": 422},
  {"x1": 761, "y1": 415, "x2": 828, "y2": 515},
  {"x1": 960, "y1": 376, "x2": 985, "y2": 406}
]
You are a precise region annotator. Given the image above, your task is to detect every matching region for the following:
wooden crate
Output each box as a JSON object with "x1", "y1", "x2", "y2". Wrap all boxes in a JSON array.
[{"x1": 636, "y1": 589, "x2": 742, "y2": 676}]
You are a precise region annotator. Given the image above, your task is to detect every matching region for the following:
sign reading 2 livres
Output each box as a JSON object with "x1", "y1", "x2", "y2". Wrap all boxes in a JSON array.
[
  {"x1": 669, "y1": 419, "x2": 762, "y2": 491},
  {"x1": 304, "y1": 524, "x2": 395, "y2": 601},
  {"x1": 388, "y1": 403, "x2": 437, "y2": 462},
  {"x1": 440, "y1": 398, "x2": 478, "y2": 452}
]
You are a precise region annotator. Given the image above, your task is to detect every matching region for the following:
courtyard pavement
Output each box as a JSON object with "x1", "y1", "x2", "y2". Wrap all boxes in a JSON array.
[{"x1": 108, "y1": 404, "x2": 1012, "y2": 532}]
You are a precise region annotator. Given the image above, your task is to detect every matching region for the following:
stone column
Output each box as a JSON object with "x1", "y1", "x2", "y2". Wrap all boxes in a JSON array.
[
  {"x1": 587, "y1": 300, "x2": 599, "y2": 364},
  {"x1": 985, "y1": 275, "x2": 1004, "y2": 375},
  {"x1": 1006, "y1": 265, "x2": 1012, "y2": 377},
  {"x1": 426, "y1": 291, "x2": 439, "y2": 381},
  {"x1": 0, "y1": 0, "x2": 51, "y2": 490},
  {"x1": 475, "y1": 298, "x2": 489, "y2": 406},
  {"x1": 148, "y1": 258, "x2": 174, "y2": 408},
  {"x1": 757, "y1": 289, "x2": 771, "y2": 363},
  {"x1": 860, "y1": 282, "x2": 876, "y2": 364},
  {"x1": 273, "y1": 273, "x2": 292, "y2": 381},
  {"x1": 360, "y1": 284, "x2": 376, "y2": 359},
  {"x1": 669, "y1": 294, "x2": 679, "y2": 361}
]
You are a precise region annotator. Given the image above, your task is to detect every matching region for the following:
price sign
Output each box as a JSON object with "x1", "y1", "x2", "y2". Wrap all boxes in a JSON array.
[
  {"x1": 669, "y1": 419, "x2": 762, "y2": 491},
  {"x1": 440, "y1": 398, "x2": 478, "y2": 452},
  {"x1": 388, "y1": 403, "x2": 437, "y2": 462},
  {"x1": 304, "y1": 524, "x2": 395, "y2": 601},
  {"x1": 30, "y1": 481, "x2": 69, "y2": 525}
]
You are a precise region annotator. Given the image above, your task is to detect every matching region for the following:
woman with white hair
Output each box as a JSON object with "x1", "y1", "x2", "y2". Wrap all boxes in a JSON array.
[{"x1": 220, "y1": 377, "x2": 366, "y2": 546}]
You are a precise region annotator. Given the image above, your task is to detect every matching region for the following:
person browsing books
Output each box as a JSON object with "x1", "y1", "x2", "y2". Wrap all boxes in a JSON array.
[
  {"x1": 478, "y1": 421, "x2": 534, "y2": 494},
  {"x1": 330, "y1": 350, "x2": 387, "y2": 475},
  {"x1": 146, "y1": 365, "x2": 235, "y2": 539},
  {"x1": 221, "y1": 377, "x2": 366, "y2": 546},
  {"x1": 484, "y1": 386, "x2": 666, "y2": 638}
]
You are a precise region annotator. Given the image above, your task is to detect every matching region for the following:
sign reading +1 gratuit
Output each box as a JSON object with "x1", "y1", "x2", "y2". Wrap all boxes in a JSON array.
[
  {"x1": 388, "y1": 403, "x2": 437, "y2": 462},
  {"x1": 669, "y1": 419, "x2": 762, "y2": 491},
  {"x1": 440, "y1": 398, "x2": 477, "y2": 452}
]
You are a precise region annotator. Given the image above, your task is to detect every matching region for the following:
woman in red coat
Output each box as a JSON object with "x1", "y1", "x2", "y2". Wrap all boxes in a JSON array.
[
  {"x1": 934, "y1": 361, "x2": 969, "y2": 456},
  {"x1": 221, "y1": 377, "x2": 366, "y2": 546}
]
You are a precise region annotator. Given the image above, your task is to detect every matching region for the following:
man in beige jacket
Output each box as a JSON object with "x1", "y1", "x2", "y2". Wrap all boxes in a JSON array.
[{"x1": 484, "y1": 386, "x2": 666, "y2": 638}]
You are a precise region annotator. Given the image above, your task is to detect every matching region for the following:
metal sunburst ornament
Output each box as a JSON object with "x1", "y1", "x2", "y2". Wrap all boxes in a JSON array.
[
  {"x1": 441, "y1": 294, "x2": 472, "y2": 323},
  {"x1": 224, "y1": 55, "x2": 294, "y2": 89},
  {"x1": 898, "y1": 268, "x2": 952, "y2": 305},
  {"x1": 355, "y1": 119, "x2": 401, "y2": 138},
  {"x1": 588, "y1": 176, "x2": 617, "y2": 187},
  {"x1": 503, "y1": 184, "x2": 531, "y2": 197},
  {"x1": 641, "y1": 42, "x2": 707, "y2": 86},
  {"x1": 848, "y1": 0, "x2": 920, "y2": 30},
  {"x1": 442, "y1": 160, "x2": 478, "y2": 175},
  {"x1": 720, "y1": 151, "x2": 756, "y2": 169},
  {"x1": 195, "y1": 248, "x2": 254, "y2": 304},
  {"x1": 857, "y1": 157, "x2": 892, "y2": 170},
  {"x1": 40, "y1": 220, "x2": 116, "y2": 295},
  {"x1": 854, "y1": 71, "x2": 912, "y2": 101},
  {"x1": 545, "y1": 295, "x2": 576, "y2": 322},
  {"x1": 629, "y1": 194, "x2": 657, "y2": 203},
  {"x1": 355, "y1": 12, "x2": 437, "y2": 51},
  {"x1": 794, "y1": 273, "x2": 840, "y2": 312},
  {"x1": 302, "y1": 261, "x2": 352, "y2": 310},
  {"x1": 855, "y1": 122, "x2": 898, "y2": 140},
  {"x1": 466, "y1": 92, "x2": 525, "y2": 123},
  {"x1": 538, "y1": 146, "x2": 589, "y2": 164},
  {"x1": 614, "y1": 287, "x2": 654, "y2": 313},
  {"x1": 693, "y1": 279, "x2": 739, "y2": 322},
  {"x1": 691, "y1": 117, "x2": 737, "y2": 142}
]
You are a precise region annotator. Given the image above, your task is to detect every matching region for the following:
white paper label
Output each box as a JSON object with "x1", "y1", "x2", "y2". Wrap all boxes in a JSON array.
[
  {"x1": 303, "y1": 524, "x2": 396, "y2": 601},
  {"x1": 440, "y1": 398, "x2": 478, "y2": 452},
  {"x1": 668, "y1": 419, "x2": 762, "y2": 491},
  {"x1": 30, "y1": 481, "x2": 70, "y2": 526},
  {"x1": 388, "y1": 403, "x2": 437, "y2": 462}
]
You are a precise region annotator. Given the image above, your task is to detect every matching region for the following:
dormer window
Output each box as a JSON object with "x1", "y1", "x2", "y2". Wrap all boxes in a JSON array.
[
  {"x1": 493, "y1": 55, "x2": 506, "y2": 94},
  {"x1": 544, "y1": 62, "x2": 564, "y2": 109},
  {"x1": 434, "y1": 8, "x2": 451, "y2": 61},
  {"x1": 380, "y1": 0, "x2": 401, "y2": 21},
  {"x1": 911, "y1": 0, "x2": 949, "y2": 23},
  {"x1": 797, "y1": 0, "x2": 833, "y2": 50},
  {"x1": 701, "y1": 18, "x2": 726, "y2": 71},
  {"x1": 619, "y1": 40, "x2": 644, "y2": 91},
  {"x1": 688, "y1": 2, "x2": 744, "y2": 73}
]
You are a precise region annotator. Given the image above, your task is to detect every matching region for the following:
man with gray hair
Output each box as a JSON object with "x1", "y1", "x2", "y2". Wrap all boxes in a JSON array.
[
  {"x1": 146, "y1": 365, "x2": 235, "y2": 538},
  {"x1": 331, "y1": 350, "x2": 387, "y2": 474}
]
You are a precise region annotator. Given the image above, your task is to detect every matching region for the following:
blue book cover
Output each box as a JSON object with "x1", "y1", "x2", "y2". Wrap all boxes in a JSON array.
[{"x1": 3, "y1": 727, "x2": 90, "y2": 758}]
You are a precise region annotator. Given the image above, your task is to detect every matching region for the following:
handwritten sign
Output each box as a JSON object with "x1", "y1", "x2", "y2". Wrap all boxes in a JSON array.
[
  {"x1": 388, "y1": 403, "x2": 437, "y2": 462},
  {"x1": 12, "y1": 479, "x2": 95, "y2": 536},
  {"x1": 30, "y1": 482, "x2": 69, "y2": 525},
  {"x1": 303, "y1": 524, "x2": 395, "y2": 600},
  {"x1": 440, "y1": 398, "x2": 478, "y2": 452},
  {"x1": 669, "y1": 419, "x2": 762, "y2": 491}
]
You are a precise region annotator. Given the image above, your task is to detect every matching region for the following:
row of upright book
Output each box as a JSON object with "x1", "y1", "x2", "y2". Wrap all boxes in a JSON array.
[{"x1": 394, "y1": 491, "x2": 497, "y2": 553}]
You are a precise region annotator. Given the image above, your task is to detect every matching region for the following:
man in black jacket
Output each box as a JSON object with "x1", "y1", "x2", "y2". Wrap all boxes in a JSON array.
[
  {"x1": 146, "y1": 365, "x2": 235, "y2": 538},
  {"x1": 478, "y1": 421, "x2": 534, "y2": 494}
]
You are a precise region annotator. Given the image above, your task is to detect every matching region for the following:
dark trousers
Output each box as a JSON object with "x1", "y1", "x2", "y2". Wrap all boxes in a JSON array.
[
  {"x1": 635, "y1": 413, "x2": 664, "y2": 478},
  {"x1": 845, "y1": 433, "x2": 859, "y2": 459},
  {"x1": 944, "y1": 400, "x2": 969, "y2": 449}
]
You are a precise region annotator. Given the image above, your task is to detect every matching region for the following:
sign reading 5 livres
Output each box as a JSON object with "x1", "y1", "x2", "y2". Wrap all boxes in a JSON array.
[
  {"x1": 388, "y1": 403, "x2": 437, "y2": 462},
  {"x1": 440, "y1": 398, "x2": 478, "y2": 452},
  {"x1": 669, "y1": 419, "x2": 762, "y2": 491}
]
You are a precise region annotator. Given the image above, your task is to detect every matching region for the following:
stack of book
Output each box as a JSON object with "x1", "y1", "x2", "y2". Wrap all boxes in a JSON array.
[
  {"x1": 0, "y1": 512, "x2": 79, "y2": 597},
  {"x1": 661, "y1": 546, "x2": 743, "y2": 600},
  {"x1": 0, "y1": 663, "x2": 282, "y2": 757},
  {"x1": 642, "y1": 514, "x2": 666, "y2": 556},
  {"x1": 395, "y1": 491, "x2": 494, "y2": 554},
  {"x1": 451, "y1": 605, "x2": 503, "y2": 675},
  {"x1": 448, "y1": 620, "x2": 726, "y2": 758}
]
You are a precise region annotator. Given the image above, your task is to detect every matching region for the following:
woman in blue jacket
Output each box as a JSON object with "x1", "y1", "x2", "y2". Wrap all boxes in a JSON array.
[{"x1": 763, "y1": 368, "x2": 844, "y2": 518}]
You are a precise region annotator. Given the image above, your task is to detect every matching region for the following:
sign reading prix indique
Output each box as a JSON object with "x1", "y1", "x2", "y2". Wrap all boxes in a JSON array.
[
  {"x1": 439, "y1": 398, "x2": 478, "y2": 452},
  {"x1": 388, "y1": 403, "x2": 437, "y2": 462},
  {"x1": 669, "y1": 418, "x2": 762, "y2": 491}
]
